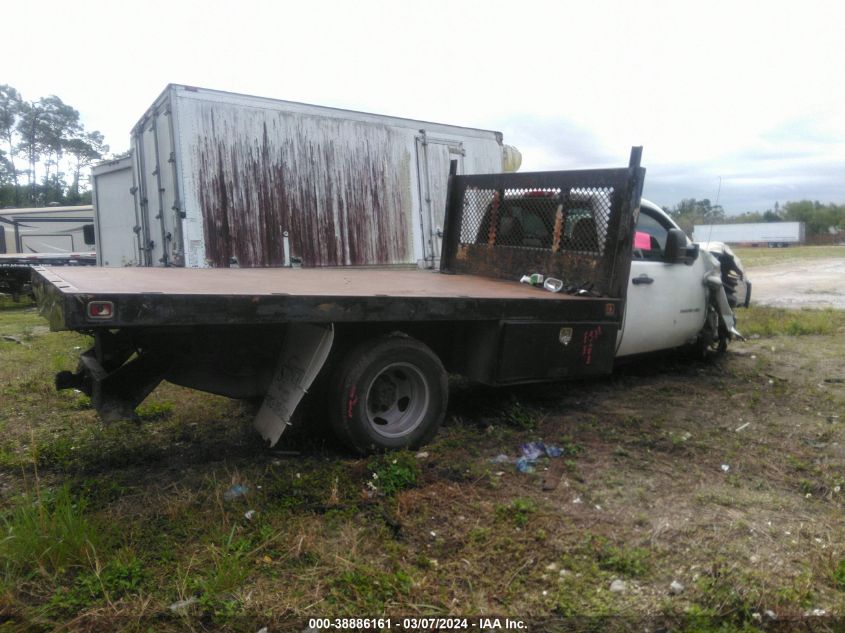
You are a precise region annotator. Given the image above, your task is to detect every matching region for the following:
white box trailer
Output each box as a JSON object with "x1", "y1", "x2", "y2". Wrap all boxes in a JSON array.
[
  {"x1": 116, "y1": 84, "x2": 518, "y2": 269},
  {"x1": 693, "y1": 221, "x2": 805, "y2": 246},
  {"x1": 92, "y1": 156, "x2": 140, "y2": 266}
]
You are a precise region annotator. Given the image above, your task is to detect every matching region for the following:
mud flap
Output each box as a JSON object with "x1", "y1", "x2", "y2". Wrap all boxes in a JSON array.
[
  {"x1": 706, "y1": 274, "x2": 743, "y2": 339},
  {"x1": 254, "y1": 323, "x2": 334, "y2": 447}
]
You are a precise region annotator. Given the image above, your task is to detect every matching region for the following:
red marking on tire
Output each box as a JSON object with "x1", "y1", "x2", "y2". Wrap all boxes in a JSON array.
[{"x1": 347, "y1": 387, "x2": 358, "y2": 419}]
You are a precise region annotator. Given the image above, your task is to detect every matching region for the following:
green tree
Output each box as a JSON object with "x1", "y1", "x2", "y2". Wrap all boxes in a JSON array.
[
  {"x1": 65, "y1": 130, "x2": 108, "y2": 204},
  {"x1": 0, "y1": 84, "x2": 23, "y2": 205},
  {"x1": 778, "y1": 201, "x2": 845, "y2": 237},
  {"x1": 666, "y1": 198, "x2": 725, "y2": 234},
  {"x1": 34, "y1": 96, "x2": 82, "y2": 204}
]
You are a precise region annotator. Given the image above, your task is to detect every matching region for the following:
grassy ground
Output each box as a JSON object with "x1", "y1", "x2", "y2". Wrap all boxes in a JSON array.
[
  {"x1": 732, "y1": 245, "x2": 845, "y2": 268},
  {"x1": 0, "y1": 295, "x2": 844, "y2": 632}
]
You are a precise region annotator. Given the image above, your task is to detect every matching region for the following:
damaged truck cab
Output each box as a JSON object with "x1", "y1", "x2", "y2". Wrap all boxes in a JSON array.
[{"x1": 617, "y1": 199, "x2": 750, "y2": 358}]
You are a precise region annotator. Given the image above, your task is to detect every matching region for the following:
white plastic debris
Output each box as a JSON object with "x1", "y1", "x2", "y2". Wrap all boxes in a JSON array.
[
  {"x1": 609, "y1": 579, "x2": 627, "y2": 593},
  {"x1": 735, "y1": 422, "x2": 750, "y2": 432},
  {"x1": 721, "y1": 464, "x2": 730, "y2": 472},
  {"x1": 669, "y1": 580, "x2": 684, "y2": 595},
  {"x1": 244, "y1": 509, "x2": 256, "y2": 521},
  {"x1": 415, "y1": 451, "x2": 429, "y2": 459},
  {"x1": 169, "y1": 597, "x2": 198, "y2": 612}
]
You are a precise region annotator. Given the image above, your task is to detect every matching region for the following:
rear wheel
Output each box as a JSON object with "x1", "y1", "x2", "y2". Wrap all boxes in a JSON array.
[{"x1": 329, "y1": 334, "x2": 448, "y2": 454}]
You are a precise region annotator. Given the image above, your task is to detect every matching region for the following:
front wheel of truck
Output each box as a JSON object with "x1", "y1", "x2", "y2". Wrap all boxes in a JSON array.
[{"x1": 329, "y1": 334, "x2": 448, "y2": 454}]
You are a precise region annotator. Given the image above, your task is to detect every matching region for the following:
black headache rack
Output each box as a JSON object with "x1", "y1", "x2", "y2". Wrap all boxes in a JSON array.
[{"x1": 441, "y1": 146, "x2": 645, "y2": 300}]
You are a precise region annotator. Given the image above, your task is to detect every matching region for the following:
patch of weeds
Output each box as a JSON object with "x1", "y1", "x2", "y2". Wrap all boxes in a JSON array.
[
  {"x1": 583, "y1": 534, "x2": 650, "y2": 577},
  {"x1": 47, "y1": 549, "x2": 145, "y2": 616},
  {"x1": 500, "y1": 400, "x2": 539, "y2": 430},
  {"x1": 136, "y1": 400, "x2": 174, "y2": 420},
  {"x1": 58, "y1": 390, "x2": 92, "y2": 411},
  {"x1": 367, "y1": 452, "x2": 419, "y2": 496},
  {"x1": 830, "y1": 557, "x2": 845, "y2": 590},
  {"x1": 557, "y1": 435, "x2": 584, "y2": 456},
  {"x1": 36, "y1": 422, "x2": 165, "y2": 473},
  {"x1": 266, "y1": 463, "x2": 359, "y2": 510},
  {"x1": 0, "y1": 484, "x2": 103, "y2": 578},
  {"x1": 467, "y1": 526, "x2": 491, "y2": 544},
  {"x1": 741, "y1": 306, "x2": 845, "y2": 338},
  {"x1": 554, "y1": 572, "x2": 615, "y2": 617},
  {"x1": 785, "y1": 454, "x2": 809, "y2": 472},
  {"x1": 329, "y1": 565, "x2": 413, "y2": 612},
  {"x1": 495, "y1": 498, "x2": 537, "y2": 528},
  {"x1": 68, "y1": 476, "x2": 128, "y2": 510},
  {"x1": 186, "y1": 529, "x2": 251, "y2": 616},
  {"x1": 689, "y1": 563, "x2": 812, "y2": 622}
]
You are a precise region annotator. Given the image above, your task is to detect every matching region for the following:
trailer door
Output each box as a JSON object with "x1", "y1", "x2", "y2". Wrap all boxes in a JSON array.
[
  {"x1": 133, "y1": 99, "x2": 182, "y2": 267},
  {"x1": 416, "y1": 133, "x2": 465, "y2": 267}
]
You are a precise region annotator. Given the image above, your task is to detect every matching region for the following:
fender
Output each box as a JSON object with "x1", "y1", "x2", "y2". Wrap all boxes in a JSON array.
[{"x1": 705, "y1": 273, "x2": 744, "y2": 340}]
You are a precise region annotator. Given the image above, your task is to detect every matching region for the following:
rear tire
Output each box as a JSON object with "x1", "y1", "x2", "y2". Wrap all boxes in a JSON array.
[{"x1": 329, "y1": 334, "x2": 448, "y2": 454}]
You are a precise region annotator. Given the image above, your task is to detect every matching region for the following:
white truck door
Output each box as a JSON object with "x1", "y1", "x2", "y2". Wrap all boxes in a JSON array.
[
  {"x1": 617, "y1": 208, "x2": 708, "y2": 357},
  {"x1": 415, "y1": 133, "x2": 465, "y2": 268}
]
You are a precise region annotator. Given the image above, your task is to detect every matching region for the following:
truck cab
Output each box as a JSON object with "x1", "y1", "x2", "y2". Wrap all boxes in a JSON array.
[{"x1": 616, "y1": 199, "x2": 750, "y2": 357}]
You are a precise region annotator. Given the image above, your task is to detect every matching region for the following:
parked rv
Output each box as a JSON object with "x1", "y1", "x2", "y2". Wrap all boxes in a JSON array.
[{"x1": 0, "y1": 205, "x2": 96, "y2": 298}]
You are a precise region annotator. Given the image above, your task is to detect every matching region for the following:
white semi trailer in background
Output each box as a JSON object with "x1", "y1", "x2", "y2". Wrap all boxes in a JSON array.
[
  {"x1": 92, "y1": 84, "x2": 522, "y2": 270},
  {"x1": 693, "y1": 221, "x2": 805, "y2": 247}
]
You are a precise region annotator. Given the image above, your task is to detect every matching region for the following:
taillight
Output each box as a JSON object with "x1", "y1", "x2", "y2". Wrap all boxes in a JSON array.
[{"x1": 87, "y1": 301, "x2": 114, "y2": 319}]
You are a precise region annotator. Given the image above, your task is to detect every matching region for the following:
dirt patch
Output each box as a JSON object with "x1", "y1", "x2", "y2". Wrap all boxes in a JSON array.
[{"x1": 747, "y1": 257, "x2": 845, "y2": 309}]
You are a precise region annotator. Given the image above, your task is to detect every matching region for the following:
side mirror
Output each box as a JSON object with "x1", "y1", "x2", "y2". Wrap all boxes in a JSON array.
[{"x1": 665, "y1": 228, "x2": 698, "y2": 264}]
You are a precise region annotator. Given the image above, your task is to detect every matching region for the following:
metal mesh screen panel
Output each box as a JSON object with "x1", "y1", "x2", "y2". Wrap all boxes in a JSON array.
[
  {"x1": 440, "y1": 158, "x2": 644, "y2": 299},
  {"x1": 457, "y1": 187, "x2": 614, "y2": 255}
]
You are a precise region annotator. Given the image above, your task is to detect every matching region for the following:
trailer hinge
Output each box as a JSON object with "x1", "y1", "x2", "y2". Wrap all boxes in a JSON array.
[
  {"x1": 165, "y1": 232, "x2": 172, "y2": 241},
  {"x1": 152, "y1": 167, "x2": 159, "y2": 176},
  {"x1": 168, "y1": 152, "x2": 176, "y2": 164},
  {"x1": 129, "y1": 186, "x2": 138, "y2": 195},
  {"x1": 132, "y1": 225, "x2": 141, "y2": 234}
]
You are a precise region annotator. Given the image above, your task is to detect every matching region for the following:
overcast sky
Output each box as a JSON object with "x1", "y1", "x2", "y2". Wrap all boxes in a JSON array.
[{"x1": 3, "y1": 0, "x2": 843, "y2": 213}]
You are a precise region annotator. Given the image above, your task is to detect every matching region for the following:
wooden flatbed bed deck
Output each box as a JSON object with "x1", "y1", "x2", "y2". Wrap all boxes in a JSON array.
[
  {"x1": 33, "y1": 266, "x2": 615, "y2": 331},
  {"x1": 33, "y1": 266, "x2": 580, "y2": 300}
]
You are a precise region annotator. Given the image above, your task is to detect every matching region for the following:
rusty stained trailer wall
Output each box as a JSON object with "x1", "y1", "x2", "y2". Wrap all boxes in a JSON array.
[{"x1": 187, "y1": 102, "x2": 415, "y2": 268}]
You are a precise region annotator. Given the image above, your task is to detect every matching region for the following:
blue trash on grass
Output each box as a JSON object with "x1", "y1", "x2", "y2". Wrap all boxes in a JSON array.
[{"x1": 223, "y1": 484, "x2": 249, "y2": 501}]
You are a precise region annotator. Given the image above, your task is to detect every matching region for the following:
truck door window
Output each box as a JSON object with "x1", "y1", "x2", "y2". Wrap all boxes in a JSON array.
[{"x1": 633, "y1": 210, "x2": 668, "y2": 261}]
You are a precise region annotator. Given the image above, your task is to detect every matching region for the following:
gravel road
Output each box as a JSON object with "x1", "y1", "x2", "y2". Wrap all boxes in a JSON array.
[{"x1": 747, "y1": 258, "x2": 845, "y2": 308}]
